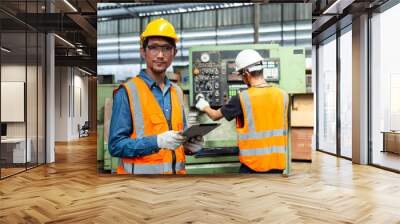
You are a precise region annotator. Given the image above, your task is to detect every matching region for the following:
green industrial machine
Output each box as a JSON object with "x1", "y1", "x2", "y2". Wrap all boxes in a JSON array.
[
  {"x1": 185, "y1": 44, "x2": 306, "y2": 174},
  {"x1": 97, "y1": 83, "x2": 119, "y2": 172}
]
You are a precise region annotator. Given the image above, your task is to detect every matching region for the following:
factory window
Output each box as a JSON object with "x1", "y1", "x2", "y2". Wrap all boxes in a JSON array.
[
  {"x1": 315, "y1": 23, "x2": 354, "y2": 160},
  {"x1": 370, "y1": 3, "x2": 400, "y2": 171},
  {"x1": 317, "y1": 35, "x2": 337, "y2": 155},
  {"x1": 339, "y1": 26, "x2": 352, "y2": 159}
]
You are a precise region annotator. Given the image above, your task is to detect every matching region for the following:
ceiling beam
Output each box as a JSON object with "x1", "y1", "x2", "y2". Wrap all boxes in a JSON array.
[
  {"x1": 55, "y1": 55, "x2": 96, "y2": 73},
  {"x1": 67, "y1": 13, "x2": 97, "y2": 45}
]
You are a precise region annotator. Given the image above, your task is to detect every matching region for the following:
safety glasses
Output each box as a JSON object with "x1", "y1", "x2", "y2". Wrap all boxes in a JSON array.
[{"x1": 146, "y1": 44, "x2": 175, "y2": 55}]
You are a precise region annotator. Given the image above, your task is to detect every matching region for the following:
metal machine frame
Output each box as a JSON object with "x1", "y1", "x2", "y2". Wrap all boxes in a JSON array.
[{"x1": 186, "y1": 44, "x2": 307, "y2": 175}]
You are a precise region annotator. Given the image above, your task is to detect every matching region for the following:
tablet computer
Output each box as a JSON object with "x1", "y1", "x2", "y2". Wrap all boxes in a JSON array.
[{"x1": 182, "y1": 123, "x2": 220, "y2": 139}]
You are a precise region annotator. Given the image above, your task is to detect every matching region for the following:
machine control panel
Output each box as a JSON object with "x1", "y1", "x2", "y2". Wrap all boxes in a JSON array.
[
  {"x1": 192, "y1": 51, "x2": 228, "y2": 107},
  {"x1": 191, "y1": 49, "x2": 277, "y2": 107}
]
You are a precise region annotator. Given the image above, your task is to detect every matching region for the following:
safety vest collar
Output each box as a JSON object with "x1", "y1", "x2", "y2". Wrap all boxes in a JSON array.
[
  {"x1": 125, "y1": 76, "x2": 180, "y2": 138},
  {"x1": 138, "y1": 70, "x2": 171, "y2": 95}
]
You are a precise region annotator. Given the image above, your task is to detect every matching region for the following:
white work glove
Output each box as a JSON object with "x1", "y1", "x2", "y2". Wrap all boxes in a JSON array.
[
  {"x1": 184, "y1": 135, "x2": 204, "y2": 155},
  {"x1": 157, "y1": 130, "x2": 186, "y2": 150},
  {"x1": 195, "y1": 94, "x2": 210, "y2": 112}
]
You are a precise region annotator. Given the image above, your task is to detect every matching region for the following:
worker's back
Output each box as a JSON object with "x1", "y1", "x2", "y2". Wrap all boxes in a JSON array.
[{"x1": 236, "y1": 86, "x2": 288, "y2": 172}]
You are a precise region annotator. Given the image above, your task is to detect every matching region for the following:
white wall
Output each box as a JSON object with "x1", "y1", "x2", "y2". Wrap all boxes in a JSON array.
[
  {"x1": 1, "y1": 64, "x2": 46, "y2": 164},
  {"x1": 55, "y1": 67, "x2": 89, "y2": 141},
  {"x1": 55, "y1": 66, "x2": 68, "y2": 141},
  {"x1": 1, "y1": 65, "x2": 28, "y2": 138},
  {"x1": 1, "y1": 65, "x2": 26, "y2": 81},
  {"x1": 72, "y1": 72, "x2": 89, "y2": 138}
]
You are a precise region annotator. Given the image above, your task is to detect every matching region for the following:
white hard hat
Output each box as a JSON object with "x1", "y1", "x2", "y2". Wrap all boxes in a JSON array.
[{"x1": 235, "y1": 49, "x2": 264, "y2": 72}]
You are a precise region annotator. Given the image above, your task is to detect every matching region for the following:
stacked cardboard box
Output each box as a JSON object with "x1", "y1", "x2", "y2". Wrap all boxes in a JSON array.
[
  {"x1": 291, "y1": 128, "x2": 313, "y2": 161},
  {"x1": 291, "y1": 94, "x2": 313, "y2": 161}
]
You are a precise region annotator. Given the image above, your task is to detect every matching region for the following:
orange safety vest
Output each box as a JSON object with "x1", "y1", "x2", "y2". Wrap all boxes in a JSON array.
[
  {"x1": 116, "y1": 77, "x2": 186, "y2": 174},
  {"x1": 236, "y1": 86, "x2": 288, "y2": 172}
]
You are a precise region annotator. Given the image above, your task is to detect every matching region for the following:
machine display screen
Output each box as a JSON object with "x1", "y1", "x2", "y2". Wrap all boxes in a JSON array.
[{"x1": 263, "y1": 59, "x2": 280, "y2": 82}]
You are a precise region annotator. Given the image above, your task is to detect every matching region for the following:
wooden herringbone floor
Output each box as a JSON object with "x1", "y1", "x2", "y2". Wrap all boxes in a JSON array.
[{"x1": 1, "y1": 135, "x2": 400, "y2": 224}]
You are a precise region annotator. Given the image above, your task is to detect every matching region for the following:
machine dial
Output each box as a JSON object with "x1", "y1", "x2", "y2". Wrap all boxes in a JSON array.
[{"x1": 200, "y1": 53, "x2": 210, "y2": 63}]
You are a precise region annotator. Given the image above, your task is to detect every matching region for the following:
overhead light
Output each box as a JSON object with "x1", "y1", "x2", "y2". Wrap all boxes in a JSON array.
[
  {"x1": 1, "y1": 47, "x2": 11, "y2": 53},
  {"x1": 218, "y1": 28, "x2": 254, "y2": 36},
  {"x1": 54, "y1": 34, "x2": 75, "y2": 48},
  {"x1": 322, "y1": 0, "x2": 341, "y2": 14},
  {"x1": 63, "y1": 0, "x2": 78, "y2": 12},
  {"x1": 322, "y1": 0, "x2": 354, "y2": 15},
  {"x1": 78, "y1": 67, "x2": 92, "y2": 76},
  {"x1": 98, "y1": 37, "x2": 118, "y2": 44},
  {"x1": 181, "y1": 30, "x2": 216, "y2": 38}
]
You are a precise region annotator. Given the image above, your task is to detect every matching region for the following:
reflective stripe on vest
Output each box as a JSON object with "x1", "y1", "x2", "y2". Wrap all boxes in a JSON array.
[
  {"x1": 238, "y1": 129, "x2": 287, "y2": 140},
  {"x1": 126, "y1": 80, "x2": 144, "y2": 137},
  {"x1": 171, "y1": 82, "x2": 187, "y2": 126},
  {"x1": 122, "y1": 161, "x2": 186, "y2": 174},
  {"x1": 241, "y1": 91, "x2": 255, "y2": 132},
  {"x1": 239, "y1": 146, "x2": 286, "y2": 156}
]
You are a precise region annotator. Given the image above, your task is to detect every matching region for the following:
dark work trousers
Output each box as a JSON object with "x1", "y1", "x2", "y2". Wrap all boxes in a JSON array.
[{"x1": 239, "y1": 164, "x2": 284, "y2": 174}]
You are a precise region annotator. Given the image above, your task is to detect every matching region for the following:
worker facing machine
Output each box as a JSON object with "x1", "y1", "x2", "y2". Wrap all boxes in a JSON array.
[
  {"x1": 195, "y1": 49, "x2": 289, "y2": 173},
  {"x1": 108, "y1": 18, "x2": 204, "y2": 174}
]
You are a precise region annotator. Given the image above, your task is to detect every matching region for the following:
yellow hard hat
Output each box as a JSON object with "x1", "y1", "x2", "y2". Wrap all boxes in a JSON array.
[{"x1": 140, "y1": 18, "x2": 179, "y2": 45}]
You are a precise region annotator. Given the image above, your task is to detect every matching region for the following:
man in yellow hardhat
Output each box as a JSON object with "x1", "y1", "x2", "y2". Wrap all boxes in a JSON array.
[
  {"x1": 195, "y1": 49, "x2": 289, "y2": 174},
  {"x1": 109, "y1": 18, "x2": 204, "y2": 174}
]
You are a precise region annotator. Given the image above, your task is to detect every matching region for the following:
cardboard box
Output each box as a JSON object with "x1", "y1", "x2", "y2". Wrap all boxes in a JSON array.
[
  {"x1": 291, "y1": 127, "x2": 313, "y2": 161},
  {"x1": 385, "y1": 132, "x2": 400, "y2": 154}
]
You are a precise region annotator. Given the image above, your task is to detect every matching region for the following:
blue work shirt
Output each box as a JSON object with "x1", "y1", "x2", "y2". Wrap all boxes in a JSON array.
[{"x1": 108, "y1": 70, "x2": 186, "y2": 158}]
